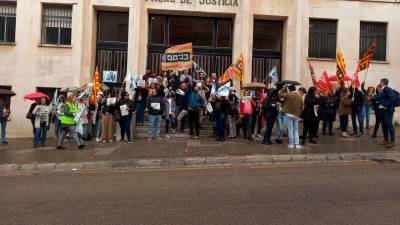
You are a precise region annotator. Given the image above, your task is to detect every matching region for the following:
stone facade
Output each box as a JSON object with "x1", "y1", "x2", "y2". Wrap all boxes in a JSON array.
[{"x1": 1, "y1": 0, "x2": 399, "y2": 137}]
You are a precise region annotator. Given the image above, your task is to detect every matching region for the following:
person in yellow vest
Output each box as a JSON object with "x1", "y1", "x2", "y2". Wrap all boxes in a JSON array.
[{"x1": 56, "y1": 93, "x2": 84, "y2": 150}]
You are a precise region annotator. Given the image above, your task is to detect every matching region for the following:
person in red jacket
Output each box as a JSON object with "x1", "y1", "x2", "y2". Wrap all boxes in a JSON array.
[{"x1": 240, "y1": 90, "x2": 256, "y2": 140}]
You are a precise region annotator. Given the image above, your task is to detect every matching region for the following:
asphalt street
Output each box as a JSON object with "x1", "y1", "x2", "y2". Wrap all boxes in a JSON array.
[{"x1": 1, "y1": 162, "x2": 399, "y2": 225}]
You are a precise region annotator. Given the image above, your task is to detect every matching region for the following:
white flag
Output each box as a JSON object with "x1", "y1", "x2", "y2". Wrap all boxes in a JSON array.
[
  {"x1": 267, "y1": 66, "x2": 278, "y2": 84},
  {"x1": 50, "y1": 89, "x2": 58, "y2": 107},
  {"x1": 217, "y1": 82, "x2": 231, "y2": 97},
  {"x1": 124, "y1": 71, "x2": 132, "y2": 82},
  {"x1": 125, "y1": 71, "x2": 137, "y2": 98},
  {"x1": 193, "y1": 61, "x2": 207, "y2": 75}
]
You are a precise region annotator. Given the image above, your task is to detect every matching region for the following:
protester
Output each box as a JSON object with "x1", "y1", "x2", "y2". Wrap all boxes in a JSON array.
[
  {"x1": 116, "y1": 91, "x2": 135, "y2": 143},
  {"x1": 213, "y1": 95, "x2": 230, "y2": 142},
  {"x1": 240, "y1": 90, "x2": 256, "y2": 141},
  {"x1": 262, "y1": 88, "x2": 278, "y2": 145},
  {"x1": 187, "y1": 85, "x2": 204, "y2": 139},
  {"x1": 361, "y1": 82, "x2": 375, "y2": 130},
  {"x1": 274, "y1": 86, "x2": 284, "y2": 144},
  {"x1": 281, "y1": 85, "x2": 304, "y2": 150},
  {"x1": 338, "y1": 88, "x2": 353, "y2": 138},
  {"x1": 319, "y1": 91, "x2": 337, "y2": 135},
  {"x1": 164, "y1": 89, "x2": 177, "y2": 138},
  {"x1": 373, "y1": 78, "x2": 396, "y2": 148},
  {"x1": 32, "y1": 97, "x2": 50, "y2": 148},
  {"x1": 94, "y1": 93, "x2": 104, "y2": 142},
  {"x1": 26, "y1": 100, "x2": 38, "y2": 135},
  {"x1": 146, "y1": 87, "x2": 164, "y2": 140},
  {"x1": 301, "y1": 87, "x2": 319, "y2": 145},
  {"x1": 0, "y1": 97, "x2": 10, "y2": 144},
  {"x1": 134, "y1": 86, "x2": 148, "y2": 126},
  {"x1": 101, "y1": 95, "x2": 116, "y2": 143},
  {"x1": 77, "y1": 96, "x2": 89, "y2": 141},
  {"x1": 53, "y1": 95, "x2": 65, "y2": 141},
  {"x1": 350, "y1": 86, "x2": 365, "y2": 136},
  {"x1": 56, "y1": 93, "x2": 84, "y2": 150},
  {"x1": 176, "y1": 82, "x2": 191, "y2": 132},
  {"x1": 142, "y1": 68, "x2": 155, "y2": 81},
  {"x1": 371, "y1": 85, "x2": 384, "y2": 138},
  {"x1": 251, "y1": 95, "x2": 263, "y2": 138},
  {"x1": 179, "y1": 69, "x2": 192, "y2": 83},
  {"x1": 227, "y1": 90, "x2": 239, "y2": 138}
]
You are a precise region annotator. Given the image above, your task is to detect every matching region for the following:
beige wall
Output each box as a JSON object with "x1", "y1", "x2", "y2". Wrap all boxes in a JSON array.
[{"x1": 1, "y1": 0, "x2": 399, "y2": 137}]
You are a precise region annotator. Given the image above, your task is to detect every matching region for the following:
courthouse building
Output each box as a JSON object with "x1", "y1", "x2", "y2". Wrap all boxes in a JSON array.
[{"x1": 0, "y1": 0, "x2": 399, "y2": 137}]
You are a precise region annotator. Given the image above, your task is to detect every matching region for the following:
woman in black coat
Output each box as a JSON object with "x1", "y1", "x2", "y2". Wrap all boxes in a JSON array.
[
  {"x1": 301, "y1": 87, "x2": 320, "y2": 145},
  {"x1": 319, "y1": 92, "x2": 337, "y2": 135}
]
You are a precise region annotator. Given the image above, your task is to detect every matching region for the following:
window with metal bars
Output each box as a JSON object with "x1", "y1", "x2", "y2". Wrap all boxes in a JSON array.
[
  {"x1": 41, "y1": 4, "x2": 72, "y2": 45},
  {"x1": 360, "y1": 22, "x2": 387, "y2": 61},
  {"x1": 308, "y1": 19, "x2": 337, "y2": 59},
  {"x1": 0, "y1": 1, "x2": 16, "y2": 43}
]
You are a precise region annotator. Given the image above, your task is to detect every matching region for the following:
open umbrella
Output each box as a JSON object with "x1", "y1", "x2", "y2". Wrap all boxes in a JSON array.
[
  {"x1": 0, "y1": 89, "x2": 16, "y2": 97},
  {"x1": 243, "y1": 82, "x2": 267, "y2": 89},
  {"x1": 23, "y1": 92, "x2": 50, "y2": 101},
  {"x1": 275, "y1": 80, "x2": 301, "y2": 86}
]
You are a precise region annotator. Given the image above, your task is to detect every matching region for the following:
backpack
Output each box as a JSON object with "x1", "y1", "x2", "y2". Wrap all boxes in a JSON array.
[{"x1": 393, "y1": 89, "x2": 400, "y2": 108}]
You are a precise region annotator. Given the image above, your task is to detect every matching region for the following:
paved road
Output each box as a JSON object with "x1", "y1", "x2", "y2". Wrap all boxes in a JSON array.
[{"x1": 1, "y1": 162, "x2": 399, "y2": 225}]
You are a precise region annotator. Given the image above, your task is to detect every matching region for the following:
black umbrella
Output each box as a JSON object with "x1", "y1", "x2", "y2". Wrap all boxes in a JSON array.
[
  {"x1": 0, "y1": 89, "x2": 16, "y2": 97},
  {"x1": 276, "y1": 80, "x2": 301, "y2": 86}
]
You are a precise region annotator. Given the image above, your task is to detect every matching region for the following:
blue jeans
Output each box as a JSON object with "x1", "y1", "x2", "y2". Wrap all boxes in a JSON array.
[
  {"x1": 275, "y1": 113, "x2": 284, "y2": 140},
  {"x1": 362, "y1": 104, "x2": 372, "y2": 126},
  {"x1": 148, "y1": 114, "x2": 161, "y2": 138},
  {"x1": 135, "y1": 102, "x2": 145, "y2": 125},
  {"x1": 0, "y1": 118, "x2": 6, "y2": 143},
  {"x1": 383, "y1": 111, "x2": 395, "y2": 143},
  {"x1": 283, "y1": 115, "x2": 300, "y2": 145},
  {"x1": 216, "y1": 113, "x2": 227, "y2": 140},
  {"x1": 119, "y1": 116, "x2": 132, "y2": 141},
  {"x1": 54, "y1": 117, "x2": 62, "y2": 139},
  {"x1": 34, "y1": 122, "x2": 47, "y2": 146}
]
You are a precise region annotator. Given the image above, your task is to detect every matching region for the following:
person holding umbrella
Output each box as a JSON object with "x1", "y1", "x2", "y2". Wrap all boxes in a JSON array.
[
  {"x1": 0, "y1": 97, "x2": 10, "y2": 144},
  {"x1": 56, "y1": 93, "x2": 84, "y2": 150}
]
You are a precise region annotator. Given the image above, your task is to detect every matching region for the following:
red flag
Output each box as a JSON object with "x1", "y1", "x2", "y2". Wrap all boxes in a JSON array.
[
  {"x1": 329, "y1": 75, "x2": 351, "y2": 82},
  {"x1": 322, "y1": 71, "x2": 333, "y2": 93},
  {"x1": 351, "y1": 72, "x2": 361, "y2": 89},
  {"x1": 308, "y1": 61, "x2": 318, "y2": 86}
]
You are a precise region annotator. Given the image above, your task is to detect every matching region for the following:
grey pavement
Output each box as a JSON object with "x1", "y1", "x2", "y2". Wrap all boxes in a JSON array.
[
  {"x1": 1, "y1": 163, "x2": 399, "y2": 225},
  {"x1": 0, "y1": 129, "x2": 399, "y2": 172}
]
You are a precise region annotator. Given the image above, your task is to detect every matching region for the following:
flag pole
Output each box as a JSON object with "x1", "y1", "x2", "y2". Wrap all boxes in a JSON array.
[{"x1": 363, "y1": 66, "x2": 370, "y2": 84}]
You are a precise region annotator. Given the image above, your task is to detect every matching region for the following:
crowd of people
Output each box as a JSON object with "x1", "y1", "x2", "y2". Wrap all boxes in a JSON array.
[{"x1": 0, "y1": 70, "x2": 397, "y2": 151}]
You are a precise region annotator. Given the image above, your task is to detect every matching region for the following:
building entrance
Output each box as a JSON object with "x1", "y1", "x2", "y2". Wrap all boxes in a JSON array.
[
  {"x1": 96, "y1": 11, "x2": 129, "y2": 91},
  {"x1": 148, "y1": 14, "x2": 233, "y2": 77}
]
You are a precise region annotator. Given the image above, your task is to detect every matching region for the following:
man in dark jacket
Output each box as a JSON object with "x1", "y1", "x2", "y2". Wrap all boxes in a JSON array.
[
  {"x1": 373, "y1": 78, "x2": 396, "y2": 148},
  {"x1": 116, "y1": 91, "x2": 135, "y2": 143},
  {"x1": 176, "y1": 82, "x2": 192, "y2": 132},
  {"x1": 262, "y1": 88, "x2": 278, "y2": 145},
  {"x1": 187, "y1": 86, "x2": 204, "y2": 138},
  {"x1": 350, "y1": 87, "x2": 365, "y2": 136},
  {"x1": 212, "y1": 95, "x2": 230, "y2": 141}
]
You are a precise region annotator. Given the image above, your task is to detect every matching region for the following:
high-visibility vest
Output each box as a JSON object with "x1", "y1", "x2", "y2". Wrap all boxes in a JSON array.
[{"x1": 60, "y1": 102, "x2": 78, "y2": 125}]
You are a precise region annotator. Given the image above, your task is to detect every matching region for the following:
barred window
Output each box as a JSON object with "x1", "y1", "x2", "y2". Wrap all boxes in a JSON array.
[
  {"x1": 308, "y1": 19, "x2": 337, "y2": 59},
  {"x1": 360, "y1": 22, "x2": 387, "y2": 61},
  {"x1": 41, "y1": 4, "x2": 72, "y2": 45},
  {"x1": 0, "y1": 1, "x2": 16, "y2": 43}
]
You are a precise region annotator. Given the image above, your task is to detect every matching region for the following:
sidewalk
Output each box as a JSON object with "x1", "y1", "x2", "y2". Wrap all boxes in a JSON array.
[{"x1": 0, "y1": 130, "x2": 399, "y2": 172}]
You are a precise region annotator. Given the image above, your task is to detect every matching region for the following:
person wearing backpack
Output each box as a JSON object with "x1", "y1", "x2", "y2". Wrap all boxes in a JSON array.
[
  {"x1": 227, "y1": 90, "x2": 239, "y2": 138},
  {"x1": 373, "y1": 78, "x2": 396, "y2": 148}
]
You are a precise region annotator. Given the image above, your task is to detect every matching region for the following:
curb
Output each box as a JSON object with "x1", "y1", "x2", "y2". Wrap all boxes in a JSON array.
[{"x1": 0, "y1": 151, "x2": 399, "y2": 173}]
